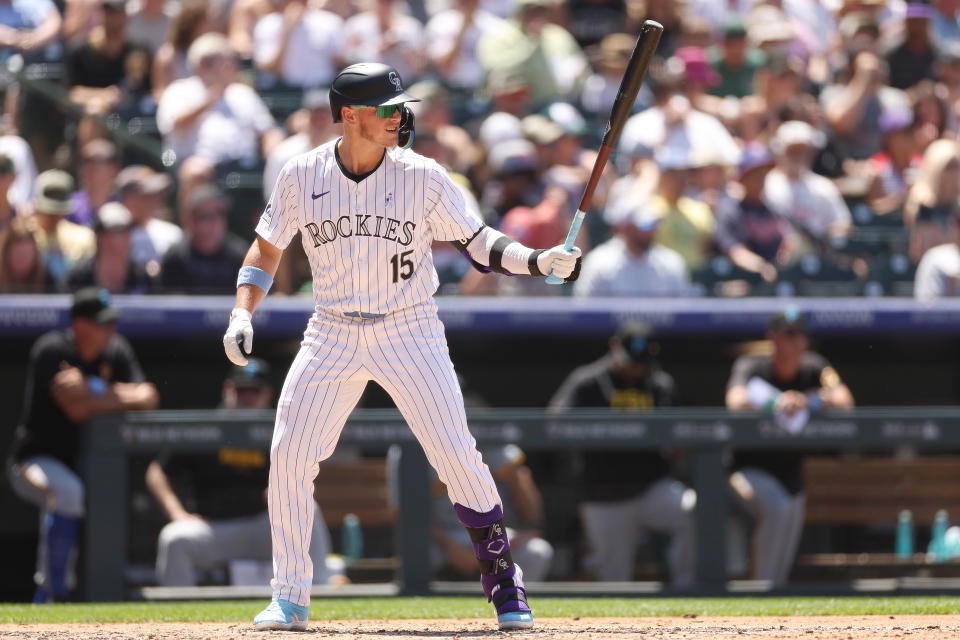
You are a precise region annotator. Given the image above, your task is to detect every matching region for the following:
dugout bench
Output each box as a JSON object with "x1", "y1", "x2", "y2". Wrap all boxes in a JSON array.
[
  {"x1": 797, "y1": 456, "x2": 960, "y2": 579},
  {"x1": 80, "y1": 407, "x2": 960, "y2": 601}
]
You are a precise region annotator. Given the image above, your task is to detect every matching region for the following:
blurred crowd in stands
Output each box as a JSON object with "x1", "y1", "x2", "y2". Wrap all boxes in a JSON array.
[{"x1": 3, "y1": 0, "x2": 960, "y2": 298}]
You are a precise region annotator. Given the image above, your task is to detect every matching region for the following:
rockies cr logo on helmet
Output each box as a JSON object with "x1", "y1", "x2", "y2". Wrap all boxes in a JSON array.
[{"x1": 388, "y1": 71, "x2": 403, "y2": 92}]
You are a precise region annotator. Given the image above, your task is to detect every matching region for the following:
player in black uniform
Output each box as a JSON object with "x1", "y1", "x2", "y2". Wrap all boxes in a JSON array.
[
  {"x1": 548, "y1": 323, "x2": 696, "y2": 586},
  {"x1": 725, "y1": 308, "x2": 854, "y2": 585},
  {"x1": 7, "y1": 288, "x2": 159, "y2": 602}
]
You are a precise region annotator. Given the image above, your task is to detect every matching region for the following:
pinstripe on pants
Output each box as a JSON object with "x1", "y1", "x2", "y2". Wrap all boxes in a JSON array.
[{"x1": 268, "y1": 302, "x2": 501, "y2": 605}]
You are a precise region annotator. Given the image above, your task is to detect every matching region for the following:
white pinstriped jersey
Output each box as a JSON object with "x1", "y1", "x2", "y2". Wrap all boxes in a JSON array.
[{"x1": 256, "y1": 139, "x2": 482, "y2": 315}]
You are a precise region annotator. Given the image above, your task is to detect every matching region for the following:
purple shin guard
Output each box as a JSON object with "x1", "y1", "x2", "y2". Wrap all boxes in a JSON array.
[{"x1": 454, "y1": 504, "x2": 531, "y2": 615}]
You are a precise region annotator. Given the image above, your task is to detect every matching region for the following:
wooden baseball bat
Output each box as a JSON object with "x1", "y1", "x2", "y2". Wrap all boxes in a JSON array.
[{"x1": 546, "y1": 20, "x2": 664, "y2": 284}]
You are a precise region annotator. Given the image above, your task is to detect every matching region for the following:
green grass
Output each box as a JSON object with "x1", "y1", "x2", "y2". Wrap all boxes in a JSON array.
[{"x1": 2, "y1": 596, "x2": 960, "y2": 624}]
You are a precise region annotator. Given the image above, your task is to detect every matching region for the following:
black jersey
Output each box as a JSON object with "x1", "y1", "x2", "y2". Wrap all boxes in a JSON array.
[
  {"x1": 10, "y1": 328, "x2": 144, "y2": 469},
  {"x1": 549, "y1": 355, "x2": 678, "y2": 502},
  {"x1": 727, "y1": 351, "x2": 841, "y2": 494},
  {"x1": 155, "y1": 448, "x2": 269, "y2": 520}
]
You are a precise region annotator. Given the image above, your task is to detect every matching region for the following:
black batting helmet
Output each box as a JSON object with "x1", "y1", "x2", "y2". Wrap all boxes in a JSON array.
[{"x1": 329, "y1": 63, "x2": 420, "y2": 123}]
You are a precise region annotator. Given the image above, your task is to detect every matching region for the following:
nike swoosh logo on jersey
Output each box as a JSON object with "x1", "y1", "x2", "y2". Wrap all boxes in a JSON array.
[{"x1": 312, "y1": 191, "x2": 330, "y2": 200}]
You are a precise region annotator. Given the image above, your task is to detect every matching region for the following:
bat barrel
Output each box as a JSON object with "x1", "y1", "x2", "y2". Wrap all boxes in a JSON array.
[{"x1": 601, "y1": 20, "x2": 663, "y2": 148}]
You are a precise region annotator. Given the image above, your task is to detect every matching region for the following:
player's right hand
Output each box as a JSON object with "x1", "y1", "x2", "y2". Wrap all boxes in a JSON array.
[
  {"x1": 538, "y1": 245, "x2": 582, "y2": 281},
  {"x1": 223, "y1": 308, "x2": 254, "y2": 366}
]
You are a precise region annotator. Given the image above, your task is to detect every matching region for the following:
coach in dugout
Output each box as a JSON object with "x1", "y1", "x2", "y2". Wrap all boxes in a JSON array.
[
  {"x1": 547, "y1": 322, "x2": 696, "y2": 587},
  {"x1": 7, "y1": 288, "x2": 159, "y2": 602},
  {"x1": 725, "y1": 307, "x2": 855, "y2": 586}
]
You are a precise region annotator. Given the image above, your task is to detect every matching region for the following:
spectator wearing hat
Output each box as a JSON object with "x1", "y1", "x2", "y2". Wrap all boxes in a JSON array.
[
  {"x1": 145, "y1": 357, "x2": 341, "y2": 588},
  {"x1": 160, "y1": 185, "x2": 247, "y2": 294},
  {"x1": 114, "y1": 164, "x2": 181, "y2": 269},
  {"x1": 690, "y1": 146, "x2": 736, "y2": 215},
  {"x1": 63, "y1": 202, "x2": 156, "y2": 294},
  {"x1": 886, "y1": 2, "x2": 939, "y2": 90},
  {"x1": 252, "y1": 0, "x2": 345, "y2": 89},
  {"x1": 485, "y1": 68, "x2": 535, "y2": 118},
  {"x1": 426, "y1": 0, "x2": 507, "y2": 91},
  {"x1": 478, "y1": 111, "x2": 524, "y2": 155},
  {"x1": 725, "y1": 308, "x2": 854, "y2": 586},
  {"x1": 865, "y1": 107, "x2": 923, "y2": 216},
  {"x1": 157, "y1": 32, "x2": 284, "y2": 167},
  {"x1": 7, "y1": 287, "x2": 159, "y2": 602},
  {"x1": 648, "y1": 146, "x2": 717, "y2": 272},
  {"x1": 764, "y1": 121, "x2": 852, "y2": 247},
  {"x1": 716, "y1": 143, "x2": 796, "y2": 284},
  {"x1": 708, "y1": 16, "x2": 767, "y2": 99},
  {"x1": 69, "y1": 138, "x2": 121, "y2": 229},
  {"x1": 263, "y1": 89, "x2": 338, "y2": 204},
  {"x1": 744, "y1": 4, "x2": 796, "y2": 58},
  {"x1": 548, "y1": 322, "x2": 695, "y2": 586},
  {"x1": 574, "y1": 201, "x2": 689, "y2": 297},
  {"x1": 31, "y1": 170, "x2": 96, "y2": 284}
]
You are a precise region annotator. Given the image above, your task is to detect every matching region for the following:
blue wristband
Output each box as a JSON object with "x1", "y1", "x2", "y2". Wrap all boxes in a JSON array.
[
  {"x1": 87, "y1": 376, "x2": 107, "y2": 397},
  {"x1": 806, "y1": 392, "x2": 823, "y2": 414},
  {"x1": 237, "y1": 266, "x2": 273, "y2": 294}
]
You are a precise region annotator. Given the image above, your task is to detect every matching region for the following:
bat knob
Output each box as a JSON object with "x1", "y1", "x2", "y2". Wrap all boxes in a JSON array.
[{"x1": 545, "y1": 273, "x2": 564, "y2": 285}]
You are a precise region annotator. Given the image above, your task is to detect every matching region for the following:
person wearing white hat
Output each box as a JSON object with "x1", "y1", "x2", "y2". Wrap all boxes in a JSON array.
[
  {"x1": 574, "y1": 201, "x2": 690, "y2": 298},
  {"x1": 31, "y1": 170, "x2": 96, "y2": 284},
  {"x1": 763, "y1": 121, "x2": 852, "y2": 244}
]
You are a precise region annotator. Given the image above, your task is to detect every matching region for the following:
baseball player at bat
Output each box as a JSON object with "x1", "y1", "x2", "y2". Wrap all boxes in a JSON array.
[{"x1": 223, "y1": 62, "x2": 581, "y2": 632}]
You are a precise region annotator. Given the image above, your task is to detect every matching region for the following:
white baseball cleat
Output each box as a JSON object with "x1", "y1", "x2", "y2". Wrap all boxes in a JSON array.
[{"x1": 253, "y1": 599, "x2": 309, "y2": 631}]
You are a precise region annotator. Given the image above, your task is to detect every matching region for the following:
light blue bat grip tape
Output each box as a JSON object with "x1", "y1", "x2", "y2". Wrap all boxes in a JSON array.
[
  {"x1": 545, "y1": 209, "x2": 585, "y2": 284},
  {"x1": 237, "y1": 266, "x2": 274, "y2": 294}
]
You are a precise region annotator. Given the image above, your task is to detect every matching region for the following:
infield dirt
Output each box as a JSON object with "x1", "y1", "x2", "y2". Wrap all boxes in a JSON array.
[{"x1": 3, "y1": 616, "x2": 960, "y2": 639}]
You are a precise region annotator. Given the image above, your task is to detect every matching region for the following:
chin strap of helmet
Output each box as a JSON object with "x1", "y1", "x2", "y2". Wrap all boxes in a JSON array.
[{"x1": 398, "y1": 106, "x2": 415, "y2": 150}]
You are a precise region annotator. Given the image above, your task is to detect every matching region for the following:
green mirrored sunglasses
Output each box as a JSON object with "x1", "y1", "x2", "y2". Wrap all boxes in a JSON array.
[{"x1": 350, "y1": 104, "x2": 402, "y2": 118}]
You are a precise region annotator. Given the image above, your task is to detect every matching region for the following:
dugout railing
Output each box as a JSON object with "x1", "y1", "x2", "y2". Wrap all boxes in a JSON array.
[{"x1": 81, "y1": 407, "x2": 960, "y2": 601}]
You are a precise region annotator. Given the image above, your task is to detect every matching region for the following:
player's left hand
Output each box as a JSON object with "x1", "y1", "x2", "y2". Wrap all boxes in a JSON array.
[
  {"x1": 538, "y1": 245, "x2": 582, "y2": 282},
  {"x1": 223, "y1": 308, "x2": 254, "y2": 366}
]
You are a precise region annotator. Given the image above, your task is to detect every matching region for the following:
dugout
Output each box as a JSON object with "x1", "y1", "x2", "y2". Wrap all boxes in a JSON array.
[{"x1": 2, "y1": 296, "x2": 960, "y2": 600}]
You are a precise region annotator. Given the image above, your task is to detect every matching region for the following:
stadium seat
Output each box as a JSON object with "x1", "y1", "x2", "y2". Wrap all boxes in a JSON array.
[{"x1": 864, "y1": 253, "x2": 916, "y2": 297}]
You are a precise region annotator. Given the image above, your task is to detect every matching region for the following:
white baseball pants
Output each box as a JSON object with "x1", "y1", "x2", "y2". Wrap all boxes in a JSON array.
[{"x1": 268, "y1": 303, "x2": 501, "y2": 605}]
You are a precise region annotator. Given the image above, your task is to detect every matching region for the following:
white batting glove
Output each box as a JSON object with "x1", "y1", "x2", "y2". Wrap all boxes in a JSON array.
[
  {"x1": 537, "y1": 245, "x2": 582, "y2": 280},
  {"x1": 223, "y1": 308, "x2": 254, "y2": 366}
]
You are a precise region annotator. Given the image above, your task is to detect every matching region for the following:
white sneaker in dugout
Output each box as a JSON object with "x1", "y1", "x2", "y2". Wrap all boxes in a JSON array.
[{"x1": 253, "y1": 599, "x2": 309, "y2": 631}]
